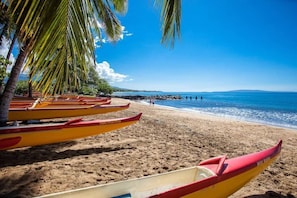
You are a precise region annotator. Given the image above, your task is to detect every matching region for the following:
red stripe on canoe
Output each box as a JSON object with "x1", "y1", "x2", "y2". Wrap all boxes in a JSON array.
[{"x1": 0, "y1": 136, "x2": 22, "y2": 149}]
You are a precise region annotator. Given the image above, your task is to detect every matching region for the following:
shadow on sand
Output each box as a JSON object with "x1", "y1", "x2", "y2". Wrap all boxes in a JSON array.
[
  {"x1": 0, "y1": 140, "x2": 135, "y2": 168},
  {"x1": 0, "y1": 140, "x2": 136, "y2": 197},
  {"x1": 245, "y1": 191, "x2": 296, "y2": 198},
  {"x1": 0, "y1": 169, "x2": 43, "y2": 198}
]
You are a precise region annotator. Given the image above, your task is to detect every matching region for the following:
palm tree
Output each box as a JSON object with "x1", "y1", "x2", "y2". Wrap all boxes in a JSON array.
[
  {"x1": 0, "y1": 0, "x2": 181, "y2": 126},
  {"x1": 0, "y1": 0, "x2": 126, "y2": 126},
  {"x1": 0, "y1": 2, "x2": 18, "y2": 94}
]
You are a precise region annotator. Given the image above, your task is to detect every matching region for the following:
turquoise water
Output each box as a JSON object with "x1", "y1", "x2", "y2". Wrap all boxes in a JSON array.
[{"x1": 113, "y1": 91, "x2": 297, "y2": 130}]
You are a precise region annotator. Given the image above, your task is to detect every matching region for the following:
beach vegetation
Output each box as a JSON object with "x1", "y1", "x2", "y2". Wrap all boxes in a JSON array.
[
  {"x1": 0, "y1": 0, "x2": 181, "y2": 126},
  {"x1": 0, "y1": 55, "x2": 11, "y2": 90},
  {"x1": 78, "y1": 66, "x2": 113, "y2": 96},
  {"x1": 14, "y1": 80, "x2": 28, "y2": 96}
]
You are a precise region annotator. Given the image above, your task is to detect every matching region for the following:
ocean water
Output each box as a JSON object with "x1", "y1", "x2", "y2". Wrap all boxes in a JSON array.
[{"x1": 113, "y1": 91, "x2": 297, "y2": 130}]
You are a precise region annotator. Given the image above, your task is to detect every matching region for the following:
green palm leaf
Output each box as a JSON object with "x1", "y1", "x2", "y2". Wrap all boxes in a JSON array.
[{"x1": 156, "y1": 0, "x2": 181, "y2": 47}]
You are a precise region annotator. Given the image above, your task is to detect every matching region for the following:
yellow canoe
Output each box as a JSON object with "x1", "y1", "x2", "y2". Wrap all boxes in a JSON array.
[
  {"x1": 38, "y1": 140, "x2": 282, "y2": 198},
  {"x1": 0, "y1": 113, "x2": 142, "y2": 150},
  {"x1": 10, "y1": 98, "x2": 111, "y2": 108},
  {"x1": 34, "y1": 100, "x2": 111, "y2": 108},
  {"x1": 10, "y1": 99, "x2": 49, "y2": 108},
  {"x1": 8, "y1": 103, "x2": 130, "y2": 121},
  {"x1": 55, "y1": 95, "x2": 110, "y2": 100}
]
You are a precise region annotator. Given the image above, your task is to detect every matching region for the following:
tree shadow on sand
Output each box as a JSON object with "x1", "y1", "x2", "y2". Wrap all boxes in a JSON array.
[
  {"x1": 0, "y1": 141, "x2": 135, "y2": 168},
  {"x1": 245, "y1": 191, "x2": 296, "y2": 198},
  {"x1": 0, "y1": 169, "x2": 43, "y2": 198}
]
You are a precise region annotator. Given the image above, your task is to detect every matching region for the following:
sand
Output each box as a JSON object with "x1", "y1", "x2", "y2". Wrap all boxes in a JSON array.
[{"x1": 0, "y1": 98, "x2": 296, "y2": 197}]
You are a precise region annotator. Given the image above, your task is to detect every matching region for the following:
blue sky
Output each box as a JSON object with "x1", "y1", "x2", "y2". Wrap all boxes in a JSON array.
[
  {"x1": 0, "y1": 0, "x2": 295, "y2": 92},
  {"x1": 95, "y1": 0, "x2": 297, "y2": 92}
]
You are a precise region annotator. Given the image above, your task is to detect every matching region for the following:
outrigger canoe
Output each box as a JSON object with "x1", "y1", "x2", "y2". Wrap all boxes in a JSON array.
[
  {"x1": 10, "y1": 100, "x2": 50, "y2": 108},
  {"x1": 53, "y1": 95, "x2": 110, "y2": 102},
  {"x1": 39, "y1": 140, "x2": 282, "y2": 198},
  {"x1": 0, "y1": 113, "x2": 142, "y2": 150},
  {"x1": 29, "y1": 100, "x2": 112, "y2": 108},
  {"x1": 8, "y1": 103, "x2": 130, "y2": 121},
  {"x1": 10, "y1": 98, "x2": 111, "y2": 108}
]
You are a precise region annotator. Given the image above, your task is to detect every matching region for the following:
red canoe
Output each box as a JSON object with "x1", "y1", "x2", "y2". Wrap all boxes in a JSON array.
[{"x1": 39, "y1": 140, "x2": 282, "y2": 198}]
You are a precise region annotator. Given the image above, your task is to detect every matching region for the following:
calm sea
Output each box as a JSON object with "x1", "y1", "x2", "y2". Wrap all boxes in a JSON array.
[{"x1": 113, "y1": 91, "x2": 297, "y2": 130}]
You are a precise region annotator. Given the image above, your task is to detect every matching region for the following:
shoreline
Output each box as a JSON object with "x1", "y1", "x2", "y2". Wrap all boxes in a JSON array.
[
  {"x1": 140, "y1": 99, "x2": 297, "y2": 132},
  {"x1": 1, "y1": 98, "x2": 296, "y2": 197}
]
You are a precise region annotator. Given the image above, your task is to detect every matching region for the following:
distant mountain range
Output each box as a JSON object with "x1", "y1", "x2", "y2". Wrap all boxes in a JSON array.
[
  {"x1": 227, "y1": 90, "x2": 267, "y2": 93},
  {"x1": 11, "y1": 75, "x2": 282, "y2": 93},
  {"x1": 13, "y1": 75, "x2": 147, "y2": 92},
  {"x1": 112, "y1": 86, "x2": 160, "y2": 92}
]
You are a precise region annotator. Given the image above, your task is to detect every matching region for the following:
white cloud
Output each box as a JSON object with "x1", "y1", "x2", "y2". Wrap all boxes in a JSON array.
[
  {"x1": 0, "y1": 37, "x2": 16, "y2": 71},
  {"x1": 125, "y1": 33, "x2": 133, "y2": 37},
  {"x1": 95, "y1": 61, "x2": 128, "y2": 83},
  {"x1": 94, "y1": 25, "x2": 133, "y2": 47}
]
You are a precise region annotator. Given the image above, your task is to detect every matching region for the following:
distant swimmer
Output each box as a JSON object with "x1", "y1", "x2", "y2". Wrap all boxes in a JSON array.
[{"x1": 200, "y1": 96, "x2": 203, "y2": 100}]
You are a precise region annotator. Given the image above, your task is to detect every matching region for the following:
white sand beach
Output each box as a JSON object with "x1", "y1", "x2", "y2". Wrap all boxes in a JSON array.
[{"x1": 0, "y1": 98, "x2": 296, "y2": 197}]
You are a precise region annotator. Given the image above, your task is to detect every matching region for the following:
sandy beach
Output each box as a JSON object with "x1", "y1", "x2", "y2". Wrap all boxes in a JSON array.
[{"x1": 0, "y1": 98, "x2": 296, "y2": 197}]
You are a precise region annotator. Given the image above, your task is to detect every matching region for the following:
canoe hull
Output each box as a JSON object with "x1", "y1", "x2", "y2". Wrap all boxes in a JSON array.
[
  {"x1": 0, "y1": 113, "x2": 141, "y2": 150},
  {"x1": 8, "y1": 104, "x2": 129, "y2": 121},
  {"x1": 38, "y1": 141, "x2": 281, "y2": 198},
  {"x1": 10, "y1": 101, "x2": 111, "y2": 108},
  {"x1": 34, "y1": 101, "x2": 111, "y2": 108},
  {"x1": 181, "y1": 154, "x2": 279, "y2": 198}
]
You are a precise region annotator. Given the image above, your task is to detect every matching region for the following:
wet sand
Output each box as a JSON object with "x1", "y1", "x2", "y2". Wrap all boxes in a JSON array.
[{"x1": 0, "y1": 98, "x2": 296, "y2": 197}]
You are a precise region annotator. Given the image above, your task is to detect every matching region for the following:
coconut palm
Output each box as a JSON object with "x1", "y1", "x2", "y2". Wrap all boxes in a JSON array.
[
  {"x1": 0, "y1": 0, "x2": 126, "y2": 126},
  {"x1": 0, "y1": 2, "x2": 18, "y2": 94},
  {"x1": 0, "y1": 0, "x2": 181, "y2": 126}
]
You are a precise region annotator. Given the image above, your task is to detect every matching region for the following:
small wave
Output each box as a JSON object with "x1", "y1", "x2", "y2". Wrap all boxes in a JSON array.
[
  {"x1": 191, "y1": 107, "x2": 297, "y2": 130},
  {"x1": 122, "y1": 91, "x2": 297, "y2": 130}
]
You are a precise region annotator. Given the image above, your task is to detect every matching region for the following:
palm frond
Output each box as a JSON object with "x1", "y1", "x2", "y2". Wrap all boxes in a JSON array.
[
  {"x1": 25, "y1": 0, "x2": 96, "y2": 94},
  {"x1": 157, "y1": 0, "x2": 181, "y2": 47},
  {"x1": 108, "y1": 0, "x2": 128, "y2": 14},
  {"x1": 92, "y1": 0, "x2": 123, "y2": 42}
]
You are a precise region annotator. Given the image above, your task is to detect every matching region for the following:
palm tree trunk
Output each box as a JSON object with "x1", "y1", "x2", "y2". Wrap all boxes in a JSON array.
[
  {"x1": 0, "y1": 30, "x2": 18, "y2": 94},
  {"x1": 6, "y1": 30, "x2": 18, "y2": 60},
  {"x1": 0, "y1": 43, "x2": 29, "y2": 126}
]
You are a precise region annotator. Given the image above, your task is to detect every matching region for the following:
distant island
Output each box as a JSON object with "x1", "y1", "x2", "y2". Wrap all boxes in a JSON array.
[
  {"x1": 228, "y1": 90, "x2": 268, "y2": 93},
  {"x1": 112, "y1": 87, "x2": 161, "y2": 93}
]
